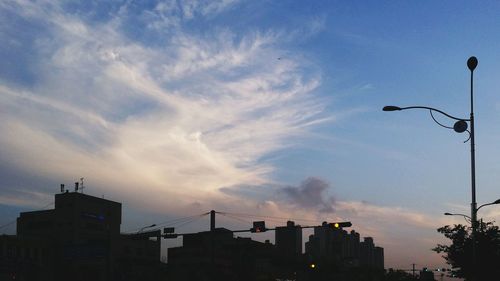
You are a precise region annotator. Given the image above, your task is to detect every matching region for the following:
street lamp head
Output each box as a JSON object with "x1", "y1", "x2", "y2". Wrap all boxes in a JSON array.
[
  {"x1": 453, "y1": 120, "x2": 468, "y2": 133},
  {"x1": 492, "y1": 199, "x2": 500, "y2": 204},
  {"x1": 444, "y1": 212, "x2": 453, "y2": 216},
  {"x1": 467, "y1": 56, "x2": 478, "y2": 71},
  {"x1": 383, "y1": 106, "x2": 402, "y2": 111}
]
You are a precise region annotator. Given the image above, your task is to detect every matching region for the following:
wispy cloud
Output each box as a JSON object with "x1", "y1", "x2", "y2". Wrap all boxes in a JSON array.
[
  {"x1": 141, "y1": 0, "x2": 240, "y2": 30},
  {"x1": 0, "y1": 1, "x2": 328, "y2": 214}
]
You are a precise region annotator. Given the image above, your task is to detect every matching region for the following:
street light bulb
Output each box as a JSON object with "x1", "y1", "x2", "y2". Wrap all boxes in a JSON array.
[
  {"x1": 453, "y1": 120, "x2": 468, "y2": 133},
  {"x1": 467, "y1": 56, "x2": 478, "y2": 71},
  {"x1": 383, "y1": 106, "x2": 402, "y2": 111}
]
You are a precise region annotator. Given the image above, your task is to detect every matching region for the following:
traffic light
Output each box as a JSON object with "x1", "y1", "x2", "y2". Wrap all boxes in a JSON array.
[
  {"x1": 251, "y1": 221, "x2": 267, "y2": 233},
  {"x1": 329, "y1": 221, "x2": 352, "y2": 228},
  {"x1": 163, "y1": 227, "x2": 175, "y2": 234},
  {"x1": 162, "y1": 227, "x2": 177, "y2": 238}
]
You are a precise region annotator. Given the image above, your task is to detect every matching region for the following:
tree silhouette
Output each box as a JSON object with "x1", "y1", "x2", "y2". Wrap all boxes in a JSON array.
[{"x1": 433, "y1": 221, "x2": 500, "y2": 280}]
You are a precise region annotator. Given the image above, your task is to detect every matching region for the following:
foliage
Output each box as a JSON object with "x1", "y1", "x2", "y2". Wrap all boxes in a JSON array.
[{"x1": 433, "y1": 221, "x2": 500, "y2": 280}]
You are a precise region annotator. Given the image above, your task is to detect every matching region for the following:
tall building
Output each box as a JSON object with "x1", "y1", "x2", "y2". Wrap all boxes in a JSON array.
[
  {"x1": 373, "y1": 246, "x2": 384, "y2": 270},
  {"x1": 359, "y1": 237, "x2": 385, "y2": 269},
  {"x1": 3, "y1": 186, "x2": 162, "y2": 281},
  {"x1": 305, "y1": 225, "x2": 384, "y2": 270},
  {"x1": 275, "y1": 221, "x2": 302, "y2": 256},
  {"x1": 344, "y1": 230, "x2": 361, "y2": 267},
  {"x1": 360, "y1": 237, "x2": 374, "y2": 267},
  {"x1": 16, "y1": 189, "x2": 122, "y2": 280},
  {"x1": 305, "y1": 222, "x2": 349, "y2": 263}
]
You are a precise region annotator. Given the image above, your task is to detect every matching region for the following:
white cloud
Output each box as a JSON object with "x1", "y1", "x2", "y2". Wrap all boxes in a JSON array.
[
  {"x1": 138, "y1": 0, "x2": 239, "y2": 30},
  {"x1": 0, "y1": 0, "x2": 327, "y2": 215},
  {"x1": 0, "y1": 1, "x2": 470, "y2": 270}
]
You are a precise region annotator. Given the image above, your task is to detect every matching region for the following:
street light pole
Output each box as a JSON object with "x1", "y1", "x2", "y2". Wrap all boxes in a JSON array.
[
  {"x1": 466, "y1": 56, "x2": 478, "y2": 281},
  {"x1": 467, "y1": 57, "x2": 478, "y2": 280},
  {"x1": 383, "y1": 56, "x2": 479, "y2": 281}
]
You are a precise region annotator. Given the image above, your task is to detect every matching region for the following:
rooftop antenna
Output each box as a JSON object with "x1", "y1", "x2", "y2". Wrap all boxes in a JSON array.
[
  {"x1": 80, "y1": 177, "x2": 85, "y2": 194},
  {"x1": 60, "y1": 184, "x2": 65, "y2": 193}
]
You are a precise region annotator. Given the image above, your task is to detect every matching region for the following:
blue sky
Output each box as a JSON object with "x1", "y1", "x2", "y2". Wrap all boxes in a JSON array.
[{"x1": 2, "y1": 0, "x2": 500, "y2": 273}]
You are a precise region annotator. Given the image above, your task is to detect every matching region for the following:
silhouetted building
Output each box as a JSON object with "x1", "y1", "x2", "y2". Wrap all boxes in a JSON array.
[
  {"x1": 3, "y1": 187, "x2": 385, "y2": 281},
  {"x1": 168, "y1": 228, "x2": 275, "y2": 281},
  {"x1": 4, "y1": 188, "x2": 163, "y2": 281},
  {"x1": 305, "y1": 222, "x2": 349, "y2": 263},
  {"x1": 0, "y1": 234, "x2": 51, "y2": 281},
  {"x1": 275, "y1": 221, "x2": 302, "y2": 256},
  {"x1": 305, "y1": 225, "x2": 384, "y2": 271},
  {"x1": 116, "y1": 230, "x2": 163, "y2": 281},
  {"x1": 344, "y1": 230, "x2": 361, "y2": 267},
  {"x1": 373, "y1": 246, "x2": 384, "y2": 270},
  {"x1": 360, "y1": 237, "x2": 374, "y2": 267}
]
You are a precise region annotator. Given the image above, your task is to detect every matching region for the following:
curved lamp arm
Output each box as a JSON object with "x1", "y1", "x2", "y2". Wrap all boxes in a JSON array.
[
  {"x1": 476, "y1": 199, "x2": 500, "y2": 212},
  {"x1": 383, "y1": 106, "x2": 470, "y2": 122},
  {"x1": 444, "y1": 212, "x2": 471, "y2": 222}
]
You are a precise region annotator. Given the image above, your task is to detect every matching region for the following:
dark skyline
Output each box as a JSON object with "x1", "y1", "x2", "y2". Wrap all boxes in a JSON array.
[
  {"x1": 2, "y1": 1, "x2": 500, "y2": 277},
  {"x1": 2, "y1": 189, "x2": 387, "y2": 281}
]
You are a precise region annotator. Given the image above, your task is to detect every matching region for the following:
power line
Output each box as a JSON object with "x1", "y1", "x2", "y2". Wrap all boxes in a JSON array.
[
  {"x1": 149, "y1": 213, "x2": 208, "y2": 233},
  {"x1": 155, "y1": 212, "x2": 209, "y2": 227},
  {"x1": 218, "y1": 212, "x2": 253, "y2": 226},
  {"x1": 40, "y1": 202, "x2": 55, "y2": 209},
  {"x1": 171, "y1": 215, "x2": 206, "y2": 230},
  {"x1": 0, "y1": 220, "x2": 16, "y2": 231},
  {"x1": 0, "y1": 201, "x2": 55, "y2": 232},
  {"x1": 125, "y1": 212, "x2": 209, "y2": 233}
]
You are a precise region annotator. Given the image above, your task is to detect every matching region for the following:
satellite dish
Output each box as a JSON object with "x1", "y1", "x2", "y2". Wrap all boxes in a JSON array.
[{"x1": 453, "y1": 120, "x2": 468, "y2": 133}]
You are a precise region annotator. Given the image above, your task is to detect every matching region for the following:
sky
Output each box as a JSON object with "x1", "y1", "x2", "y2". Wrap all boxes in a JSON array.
[{"x1": 2, "y1": 0, "x2": 500, "y2": 276}]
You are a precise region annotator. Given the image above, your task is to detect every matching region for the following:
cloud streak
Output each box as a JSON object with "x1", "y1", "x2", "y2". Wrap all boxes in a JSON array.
[{"x1": 0, "y1": 0, "x2": 327, "y2": 214}]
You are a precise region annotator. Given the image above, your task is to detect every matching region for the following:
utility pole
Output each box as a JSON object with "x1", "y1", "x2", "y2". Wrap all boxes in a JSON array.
[
  {"x1": 210, "y1": 210, "x2": 215, "y2": 280},
  {"x1": 210, "y1": 210, "x2": 215, "y2": 231},
  {"x1": 412, "y1": 264, "x2": 416, "y2": 278}
]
